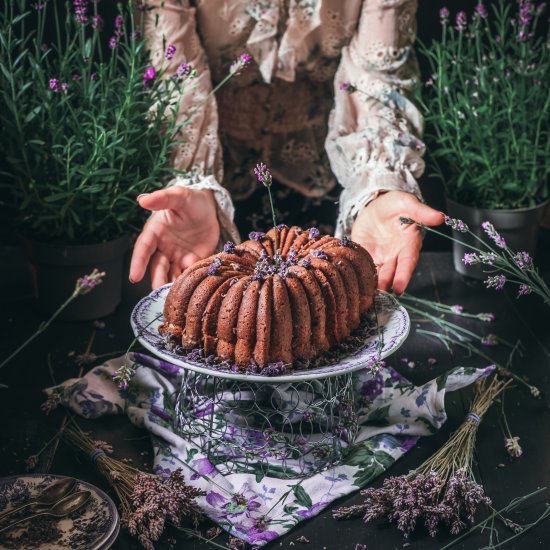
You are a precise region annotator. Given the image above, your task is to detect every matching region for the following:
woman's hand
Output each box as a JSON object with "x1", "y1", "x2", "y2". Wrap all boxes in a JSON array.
[
  {"x1": 129, "y1": 186, "x2": 220, "y2": 288},
  {"x1": 351, "y1": 190, "x2": 444, "y2": 295}
]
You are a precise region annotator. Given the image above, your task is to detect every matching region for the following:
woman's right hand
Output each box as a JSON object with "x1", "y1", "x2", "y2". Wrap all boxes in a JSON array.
[{"x1": 129, "y1": 186, "x2": 220, "y2": 288}]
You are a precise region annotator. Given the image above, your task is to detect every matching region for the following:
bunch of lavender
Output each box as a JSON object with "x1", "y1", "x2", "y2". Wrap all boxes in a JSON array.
[
  {"x1": 334, "y1": 376, "x2": 509, "y2": 538},
  {"x1": 418, "y1": 1, "x2": 549, "y2": 209},
  {"x1": 0, "y1": 269, "x2": 105, "y2": 376},
  {"x1": 0, "y1": 1, "x2": 245, "y2": 243},
  {"x1": 401, "y1": 216, "x2": 550, "y2": 306},
  {"x1": 63, "y1": 422, "x2": 204, "y2": 550}
]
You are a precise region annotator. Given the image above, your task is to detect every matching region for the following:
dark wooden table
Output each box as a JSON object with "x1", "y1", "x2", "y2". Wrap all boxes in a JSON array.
[{"x1": 1, "y1": 251, "x2": 549, "y2": 550}]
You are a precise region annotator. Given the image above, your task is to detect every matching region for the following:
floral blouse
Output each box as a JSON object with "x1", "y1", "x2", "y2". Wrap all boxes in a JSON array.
[{"x1": 144, "y1": 0, "x2": 425, "y2": 242}]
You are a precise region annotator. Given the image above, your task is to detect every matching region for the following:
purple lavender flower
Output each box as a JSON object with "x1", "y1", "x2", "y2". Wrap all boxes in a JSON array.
[
  {"x1": 300, "y1": 257, "x2": 312, "y2": 268},
  {"x1": 249, "y1": 231, "x2": 265, "y2": 241},
  {"x1": 131, "y1": 30, "x2": 141, "y2": 41},
  {"x1": 517, "y1": 283, "x2": 532, "y2": 297},
  {"x1": 115, "y1": 15, "x2": 124, "y2": 29},
  {"x1": 309, "y1": 227, "x2": 320, "y2": 239},
  {"x1": 439, "y1": 7, "x2": 450, "y2": 24},
  {"x1": 485, "y1": 274, "x2": 506, "y2": 290},
  {"x1": 513, "y1": 251, "x2": 533, "y2": 270},
  {"x1": 229, "y1": 52, "x2": 252, "y2": 75},
  {"x1": 481, "y1": 334, "x2": 498, "y2": 346},
  {"x1": 477, "y1": 312, "x2": 495, "y2": 322},
  {"x1": 143, "y1": 66, "x2": 156, "y2": 88},
  {"x1": 455, "y1": 10, "x2": 467, "y2": 31},
  {"x1": 223, "y1": 241, "x2": 236, "y2": 254},
  {"x1": 176, "y1": 63, "x2": 193, "y2": 77},
  {"x1": 253, "y1": 162, "x2": 272, "y2": 187},
  {"x1": 450, "y1": 304, "x2": 463, "y2": 314},
  {"x1": 311, "y1": 249, "x2": 328, "y2": 260},
  {"x1": 32, "y1": 2, "x2": 47, "y2": 10},
  {"x1": 207, "y1": 257, "x2": 222, "y2": 275},
  {"x1": 49, "y1": 78, "x2": 59, "y2": 92},
  {"x1": 339, "y1": 235, "x2": 353, "y2": 247},
  {"x1": 504, "y1": 436, "x2": 523, "y2": 457},
  {"x1": 73, "y1": 0, "x2": 89, "y2": 24},
  {"x1": 479, "y1": 252, "x2": 497, "y2": 265},
  {"x1": 260, "y1": 361, "x2": 286, "y2": 376},
  {"x1": 481, "y1": 221, "x2": 506, "y2": 248},
  {"x1": 474, "y1": 3, "x2": 489, "y2": 19},
  {"x1": 60, "y1": 82, "x2": 69, "y2": 93},
  {"x1": 518, "y1": 0, "x2": 535, "y2": 41},
  {"x1": 276, "y1": 223, "x2": 287, "y2": 232},
  {"x1": 165, "y1": 43, "x2": 176, "y2": 61},
  {"x1": 91, "y1": 14, "x2": 103, "y2": 29},
  {"x1": 339, "y1": 81, "x2": 357, "y2": 93},
  {"x1": 462, "y1": 252, "x2": 479, "y2": 265},
  {"x1": 445, "y1": 215, "x2": 468, "y2": 232},
  {"x1": 90, "y1": 72, "x2": 98, "y2": 80},
  {"x1": 108, "y1": 36, "x2": 118, "y2": 49}
]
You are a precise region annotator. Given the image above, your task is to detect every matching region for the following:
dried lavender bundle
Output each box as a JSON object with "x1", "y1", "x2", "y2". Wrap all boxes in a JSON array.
[
  {"x1": 63, "y1": 423, "x2": 204, "y2": 550},
  {"x1": 334, "y1": 376, "x2": 509, "y2": 538}
]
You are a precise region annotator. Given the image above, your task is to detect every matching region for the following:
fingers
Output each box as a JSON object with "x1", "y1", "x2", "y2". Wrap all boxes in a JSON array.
[
  {"x1": 376, "y1": 257, "x2": 397, "y2": 292},
  {"x1": 138, "y1": 186, "x2": 189, "y2": 212},
  {"x1": 392, "y1": 248, "x2": 420, "y2": 295},
  {"x1": 150, "y1": 252, "x2": 171, "y2": 289},
  {"x1": 406, "y1": 201, "x2": 445, "y2": 227},
  {"x1": 129, "y1": 229, "x2": 158, "y2": 283}
]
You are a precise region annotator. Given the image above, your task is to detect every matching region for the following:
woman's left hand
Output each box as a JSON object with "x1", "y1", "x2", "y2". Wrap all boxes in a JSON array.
[{"x1": 351, "y1": 190, "x2": 444, "y2": 295}]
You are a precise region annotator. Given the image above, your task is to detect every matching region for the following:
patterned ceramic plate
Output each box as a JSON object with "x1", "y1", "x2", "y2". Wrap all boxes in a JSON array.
[
  {"x1": 131, "y1": 284, "x2": 410, "y2": 382},
  {"x1": 0, "y1": 474, "x2": 119, "y2": 550}
]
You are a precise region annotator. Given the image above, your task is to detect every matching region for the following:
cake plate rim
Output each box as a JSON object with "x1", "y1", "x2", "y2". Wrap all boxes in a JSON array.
[{"x1": 130, "y1": 284, "x2": 410, "y2": 383}]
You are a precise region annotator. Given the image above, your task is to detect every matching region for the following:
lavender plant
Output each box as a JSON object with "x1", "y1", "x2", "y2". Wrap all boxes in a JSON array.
[
  {"x1": 401, "y1": 215, "x2": 550, "y2": 305},
  {"x1": 418, "y1": 1, "x2": 549, "y2": 209},
  {"x1": 0, "y1": 1, "x2": 242, "y2": 244},
  {"x1": 334, "y1": 375, "x2": 509, "y2": 538}
]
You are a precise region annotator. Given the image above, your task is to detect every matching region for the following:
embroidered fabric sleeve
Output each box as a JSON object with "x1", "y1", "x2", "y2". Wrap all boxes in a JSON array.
[
  {"x1": 325, "y1": 0, "x2": 425, "y2": 237},
  {"x1": 144, "y1": 1, "x2": 238, "y2": 245}
]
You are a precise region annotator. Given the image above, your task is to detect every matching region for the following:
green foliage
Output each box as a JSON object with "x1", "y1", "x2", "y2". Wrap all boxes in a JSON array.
[
  {"x1": 418, "y1": 1, "x2": 549, "y2": 209},
  {"x1": 0, "y1": 0, "x2": 195, "y2": 243}
]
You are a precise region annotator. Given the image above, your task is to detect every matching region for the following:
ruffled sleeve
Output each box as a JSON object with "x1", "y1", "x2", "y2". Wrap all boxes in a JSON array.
[
  {"x1": 325, "y1": 0, "x2": 425, "y2": 237},
  {"x1": 144, "y1": 0, "x2": 240, "y2": 243}
]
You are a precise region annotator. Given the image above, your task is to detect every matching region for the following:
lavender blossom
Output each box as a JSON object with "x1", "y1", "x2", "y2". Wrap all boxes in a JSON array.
[
  {"x1": 504, "y1": 436, "x2": 523, "y2": 457},
  {"x1": 175, "y1": 63, "x2": 194, "y2": 78},
  {"x1": 513, "y1": 251, "x2": 533, "y2": 270},
  {"x1": 49, "y1": 78, "x2": 59, "y2": 92},
  {"x1": 115, "y1": 14, "x2": 124, "y2": 29},
  {"x1": 73, "y1": 0, "x2": 89, "y2": 24},
  {"x1": 455, "y1": 11, "x2": 468, "y2": 31},
  {"x1": 165, "y1": 43, "x2": 176, "y2": 61},
  {"x1": 60, "y1": 82, "x2": 69, "y2": 93},
  {"x1": 474, "y1": 3, "x2": 489, "y2": 19},
  {"x1": 259, "y1": 361, "x2": 286, "y2": 376},
  {"x1": 108, "y1": 36, "x2": 118, "y2": 49},
  {"x1": 450, "y1": 304, "x2": 463, "y2": 314},
  {"x1": 229, "y1": 52, "x2": 251, "y2": 75},
  {"x1": 91, "y1": 15, "x2": 103, "y2": 29},
  {"x1": 112, "y1": 361, "x2": 135, "y2": 390},
  {"x1": 143, "y1": 66, "x2": 156, "y2": 88},
  {"x1": 439, "y1": 7, "x2": 450, "y2": 24},
  {"x1": 300, "y1": 257, "x2": 312, "y2": 268},
  {"x1": 481, "y1": 334, "x2": 498, "y2": 347},
  {"x1": 477, "y1": 312, "x2": 495, "y2": 322},
  {"x1": 207, "y1": 257, "x2": 222, "y2": 275},
  {"x1": 339, "y1": 82, "x2": 357, "y2": 93},
  {"x1": 339, "y1": 235, "x2": 353, "y2": 247},
  {"x1": 518, "y1": 283, "x2": 532, "y2": 297},
  {"x1": 462, "y1": 252, "x2": 480, "y2": 265},
  {"x1": 249, "y1": 231, "x2": 265, "y2": 241},
  {"x1": 253, "y1": 162, "x2": 272, "y2": 187},
  {"x1": 75, "y1": 268, "x2": 106, "y2": 296},
  {"x1": 223, "y1": 241, "x2": 236, "y2": 254},
  {"x1": 311, "y1": 249, "x2": 328, "y2": 260},
  {"x1": 485, "y1": 274, "x2": 506, "y2": 290},
  {"x1": 481, "y1": 221, "x2": 506, "y2": 248},
  {"x1": 444, "y1": 215, "x2": 468, "y2": 232},
  {"x1": 309, "y1": 227, "x2": 320, "y2": 239}
]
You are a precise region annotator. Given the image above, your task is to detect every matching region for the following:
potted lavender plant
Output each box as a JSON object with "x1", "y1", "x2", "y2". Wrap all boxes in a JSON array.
[
  {"x1": 419, "y1": 1, "x2": 549, "y2": 278},
  {"x1": 0, "y1": 0, "x2": 196, "y2": 319}
]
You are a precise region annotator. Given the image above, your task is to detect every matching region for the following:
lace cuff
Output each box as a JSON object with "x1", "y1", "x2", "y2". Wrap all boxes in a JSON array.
[{"x1": 167, "y1": 174, "x2": 241, "y2": 246}]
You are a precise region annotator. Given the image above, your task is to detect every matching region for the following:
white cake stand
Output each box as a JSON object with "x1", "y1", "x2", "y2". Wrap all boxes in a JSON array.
[{"x1": 131, "y1": 285, "x2": 410, "y2": 478}]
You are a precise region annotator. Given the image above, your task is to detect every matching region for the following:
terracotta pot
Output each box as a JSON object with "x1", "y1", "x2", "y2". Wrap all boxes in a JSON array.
[
  {"x1": 445, "y1": 198, "x2": 549, "y2": 279},
  {"x1": 21, "y1": 234, "x2": 130, "y2": 320}
]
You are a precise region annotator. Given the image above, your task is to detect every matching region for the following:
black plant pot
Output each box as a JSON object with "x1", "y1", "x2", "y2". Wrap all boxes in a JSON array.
[
  {"x1": 21, "y1": 234, "x2": 130, "y2": 320},
  {"x1": 445, "y1": 198, "x2": 549, "y2": 280}
]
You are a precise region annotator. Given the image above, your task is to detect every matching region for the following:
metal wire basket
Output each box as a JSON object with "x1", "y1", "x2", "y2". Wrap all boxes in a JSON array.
[{"x1": 174, "y1": 368, "x2": 358, "y2": 478}]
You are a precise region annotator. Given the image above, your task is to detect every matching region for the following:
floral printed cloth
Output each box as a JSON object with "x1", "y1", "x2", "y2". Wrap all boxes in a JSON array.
[
  {"x1": 47, "y1": 353, "x2": 492, "y2": 546},
  {"x1": 144, "y1": 0, "x2": 424, "y2": 241}
]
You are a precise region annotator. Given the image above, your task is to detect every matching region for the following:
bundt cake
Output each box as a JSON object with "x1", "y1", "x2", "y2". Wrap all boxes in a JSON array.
[{"x1": 159, "y1": 225, "x2": 378, "y2": 370}]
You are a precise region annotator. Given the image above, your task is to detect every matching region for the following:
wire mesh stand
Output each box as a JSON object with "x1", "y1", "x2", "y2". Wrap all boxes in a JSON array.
[{"x1": 174, "y1": 368, "x2": 359, "y2": 479}]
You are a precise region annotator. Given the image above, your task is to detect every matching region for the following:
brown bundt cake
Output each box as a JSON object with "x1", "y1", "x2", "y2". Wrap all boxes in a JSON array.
[{"x1": 159, "y1": 226, "x2": 378, "y2": 370}]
